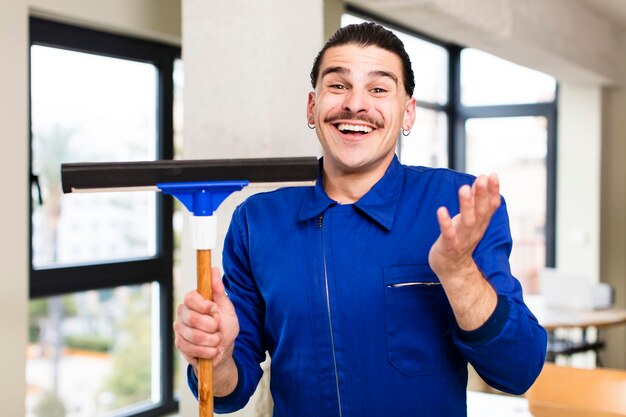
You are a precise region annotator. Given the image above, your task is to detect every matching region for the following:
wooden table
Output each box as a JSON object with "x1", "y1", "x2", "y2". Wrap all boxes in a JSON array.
[
  {"x1": 537, "y1": 308, "x2": 626, "y2": 331},
  {"x1": 533, "y1": 307, "x2": 626, "y2": 363}
]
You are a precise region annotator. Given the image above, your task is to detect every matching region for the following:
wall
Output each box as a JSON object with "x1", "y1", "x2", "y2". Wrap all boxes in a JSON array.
[
  {"x1": 556, "y1": 84, "x2": 601, "y2": 278},
  {"x1": 600, "y1": 85, "x2": 626, "y2": 369},
  {"x1": 0, "y1": 0, "x2": 29, "y2": 413}
]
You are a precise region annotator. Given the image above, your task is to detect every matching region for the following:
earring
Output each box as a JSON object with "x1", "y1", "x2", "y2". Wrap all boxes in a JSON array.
[
  {"x1": 307, "y1": 122, "x2": 315, "y2": 129},
  {"x1": 402, "y1": 128, "x2": 411, "y2": 137}
]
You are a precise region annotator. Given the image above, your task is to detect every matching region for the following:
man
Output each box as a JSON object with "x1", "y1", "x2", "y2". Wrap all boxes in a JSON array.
[{"x1": 174, "y1": 22, "x2": 547, "y2": 416}]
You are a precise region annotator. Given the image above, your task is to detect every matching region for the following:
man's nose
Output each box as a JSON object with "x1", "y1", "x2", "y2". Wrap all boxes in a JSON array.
[{"x1": 342, "y1": 88, "x2": 369, "y2": 113}]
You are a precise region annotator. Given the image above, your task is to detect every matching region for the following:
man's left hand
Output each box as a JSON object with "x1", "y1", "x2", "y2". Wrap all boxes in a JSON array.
[
  {"x1": 427, "y1": 174, "x2": 500, "y2": 331},
  {"x1": 428, "y1": 173, "x2": 501, "y2": 282}
]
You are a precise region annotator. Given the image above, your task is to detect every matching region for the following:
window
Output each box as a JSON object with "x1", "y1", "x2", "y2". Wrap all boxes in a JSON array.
[
  {"x1": 460, "y1": 48, "x2": 556, "y2": 106},
  {"x1": 343, "y1": 9, "x2": 557, "y2": 292},
  {"x1": 28, "y1": 18, "x2": 179, "y2": 417},
  {"x1": 31, "y1": 44, "x2": 158, "y2": 268},
  {"x1": 465, "y1": 116, "x2": 550, "y2": 292},
  {"x1": 460, "y1": 49, "x2": 557, "y2": 293}
]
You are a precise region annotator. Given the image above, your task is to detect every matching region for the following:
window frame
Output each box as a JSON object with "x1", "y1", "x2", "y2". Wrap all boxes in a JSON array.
[
  {"x1": 456, "y1": 93, "x2": 559, "y2": 267},
  {"x1": 345, "y1": 6, "x2": 557, "y2": 267},
  {"x1": 28, "y1": 17, "x2": 179, "y2": 417}
]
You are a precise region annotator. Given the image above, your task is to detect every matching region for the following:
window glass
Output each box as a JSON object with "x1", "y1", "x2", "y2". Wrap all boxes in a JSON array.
[
  {"x1": 461, "y1": 48, "x2": 556, "y2": 106},
  {"x1": 465, "y1": 116, "x2": 547, "y2": 293},
  {"x1": 31, "y1": 45, "x2": 158, "y2": 269},
  {"x1": 399, "y1": 108, "x2": 448, "y2": 168},
  {"x1": 341, "y1": 14, "x2": 448, "y2": 104},
  {"x1": 26, "y1": 283, "x2": 159, "y2": 417}
]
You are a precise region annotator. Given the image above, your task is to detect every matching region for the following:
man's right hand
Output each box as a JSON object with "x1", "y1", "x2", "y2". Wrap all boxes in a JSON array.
[{"x1": 174, "y1": 267, "x2": 240, "y2": 372}]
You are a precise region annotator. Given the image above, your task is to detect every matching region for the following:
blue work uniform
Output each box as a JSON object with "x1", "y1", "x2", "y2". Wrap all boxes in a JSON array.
[{"x1": 187, "y1": 156, "x2": 547, "y2": 416}]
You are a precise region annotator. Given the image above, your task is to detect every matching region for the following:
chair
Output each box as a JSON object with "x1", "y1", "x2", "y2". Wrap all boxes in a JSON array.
[{"x1": 526, "y1": 363, "x2": 626, "y2": 417}]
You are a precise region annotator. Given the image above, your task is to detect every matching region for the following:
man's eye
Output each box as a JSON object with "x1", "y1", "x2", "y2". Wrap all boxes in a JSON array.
[
  {"x1": 371, "y1": 87, "x2": 387, "y2": 94},
  {"x1": 330, "y1": 84, "x2": 346, "y2": 90}
]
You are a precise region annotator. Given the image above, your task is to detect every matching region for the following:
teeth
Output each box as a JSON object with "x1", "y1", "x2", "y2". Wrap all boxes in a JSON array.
[{"x1": 337, "y1": 123, "x2": 373, "y2": 133}]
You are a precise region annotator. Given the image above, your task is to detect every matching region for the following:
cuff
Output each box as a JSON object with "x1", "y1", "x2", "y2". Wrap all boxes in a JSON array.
[
  {"x1": 187, "y1": 358, "x2": 246, "y2": 410},
  {"x1": 455, "y1": 295, "x2": 511, "y2": 346},
  {"x1": 187, "y1": 364, "x2": 199, "y2": 400}
]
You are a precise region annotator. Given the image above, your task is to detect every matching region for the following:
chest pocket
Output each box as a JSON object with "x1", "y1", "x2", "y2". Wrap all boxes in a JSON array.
[{"x1": 383, "y1": 264, "x2": 463, "y2": 376}]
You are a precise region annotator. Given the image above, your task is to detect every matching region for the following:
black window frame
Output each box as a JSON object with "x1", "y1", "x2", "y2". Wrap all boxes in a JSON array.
[
  {"x1": 28, "y1": 17, "x2": 179, "y2": 417},
  {"x1": 346, "y1": 5, "x2": 557, "y2": 267}
]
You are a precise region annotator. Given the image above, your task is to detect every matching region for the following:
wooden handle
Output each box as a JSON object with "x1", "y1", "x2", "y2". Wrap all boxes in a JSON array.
[{"x1": 197, "y1": 249, "x2": 213, "y2": 417}]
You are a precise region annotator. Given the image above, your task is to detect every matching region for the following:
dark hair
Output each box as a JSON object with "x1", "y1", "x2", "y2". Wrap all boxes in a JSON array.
[{"x1": 310, "y1": 22, "x2": 415, "y2": 97}]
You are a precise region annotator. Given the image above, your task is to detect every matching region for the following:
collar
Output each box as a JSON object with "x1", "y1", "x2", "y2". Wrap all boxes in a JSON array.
[{"x1": 298, "y1": 155, "x2": 404, "y2": 230}]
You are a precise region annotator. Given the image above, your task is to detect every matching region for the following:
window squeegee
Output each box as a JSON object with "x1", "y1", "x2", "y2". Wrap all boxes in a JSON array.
[{"x1": 61, "y1": 156, "x2": 318, "y2": 417}]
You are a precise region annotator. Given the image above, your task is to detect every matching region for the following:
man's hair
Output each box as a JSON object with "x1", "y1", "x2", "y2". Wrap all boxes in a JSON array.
[{"x1": 310, "y1": 22, "x2": 415, "y2": 97}]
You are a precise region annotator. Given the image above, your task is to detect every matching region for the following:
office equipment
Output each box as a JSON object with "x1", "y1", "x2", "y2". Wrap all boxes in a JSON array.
[
  {"x1": 540, "y1": 268, "x2": 594, "y2": 310},
  {"x1": 540, "y1": 268, "x2": 613, "y2": 311}
]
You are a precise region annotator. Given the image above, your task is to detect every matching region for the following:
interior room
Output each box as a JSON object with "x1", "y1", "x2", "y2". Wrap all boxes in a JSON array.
[{"x1": 3, "y1": 0, "x2": 626, "y2": 416}]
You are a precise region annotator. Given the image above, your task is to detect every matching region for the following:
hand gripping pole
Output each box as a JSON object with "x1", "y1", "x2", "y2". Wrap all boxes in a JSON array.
[{"x1": 158, "y1": 180, "x2": 248, "y2": 417}]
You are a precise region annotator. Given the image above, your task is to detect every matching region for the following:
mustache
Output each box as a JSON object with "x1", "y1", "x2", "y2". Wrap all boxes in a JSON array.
[{"x1": 323, "y1": 111, "x2": 384, "y2": 129}]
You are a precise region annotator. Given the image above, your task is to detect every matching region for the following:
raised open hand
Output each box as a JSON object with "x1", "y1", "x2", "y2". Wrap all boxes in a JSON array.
[{"x1": 428, "y1": 174, "x2": 501, "y2": 285}]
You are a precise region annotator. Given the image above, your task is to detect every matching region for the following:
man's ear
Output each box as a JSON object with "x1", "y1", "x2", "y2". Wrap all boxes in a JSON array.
[
  {"x1": 306, "y1": 91, "x2": 316, "y2": 125},
  {"x1": 403, "y1": 97, "x2": 417, "y2": 131}
]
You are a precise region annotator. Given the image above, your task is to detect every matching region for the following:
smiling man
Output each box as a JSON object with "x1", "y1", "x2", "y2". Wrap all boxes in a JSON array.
[{"x1": 174, "y1": 22, "x2": 547, "y2": 417}]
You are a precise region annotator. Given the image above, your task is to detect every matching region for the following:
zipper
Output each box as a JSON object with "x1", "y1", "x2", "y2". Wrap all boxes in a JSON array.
[
  {"x1": 388, "y1": 281, "x2": 441, "y2": 288},
  {"x1": 317, "y1": 214, "x2": 343, "y2": 417}
]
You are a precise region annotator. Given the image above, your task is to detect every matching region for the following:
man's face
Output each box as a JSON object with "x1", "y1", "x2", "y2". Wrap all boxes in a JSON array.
[{"x1": 307, "y1": 44, "x2": 416, "y2": 177}]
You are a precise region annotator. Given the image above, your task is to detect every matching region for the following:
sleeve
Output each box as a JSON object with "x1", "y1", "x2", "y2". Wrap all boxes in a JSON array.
[
  {"x1": 186, "y1": 204, "x2": 267, "y2": 413},
  {"x1": 187, "y1": 363, "x2": 198, "y2": 399},
  {"x1": 452, "y1": 198, "x2": 548, "y2": 395}
]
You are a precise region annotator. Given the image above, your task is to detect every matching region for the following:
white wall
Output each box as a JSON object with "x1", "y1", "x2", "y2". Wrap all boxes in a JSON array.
[
  {"x1": 0, "y1": 0, "x2": 29, "y2": 413},
  {"x1": 556, "y1": 84, "x2": 602, "y2": 278}
]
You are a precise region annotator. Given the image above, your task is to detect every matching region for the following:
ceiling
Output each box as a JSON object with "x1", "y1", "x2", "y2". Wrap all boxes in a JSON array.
[{"x1": 578, "y1": 0, "x2": 626, "y2": 31}]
